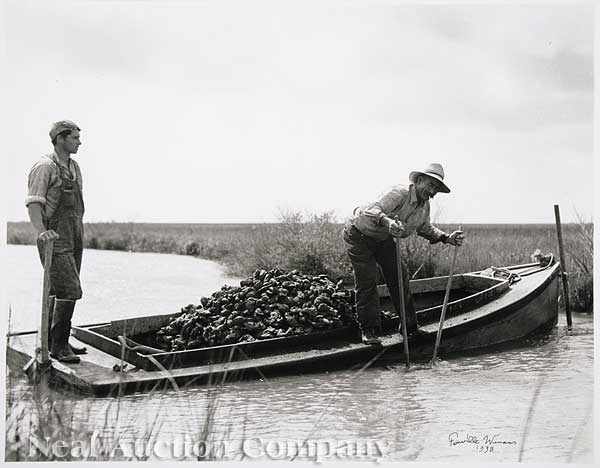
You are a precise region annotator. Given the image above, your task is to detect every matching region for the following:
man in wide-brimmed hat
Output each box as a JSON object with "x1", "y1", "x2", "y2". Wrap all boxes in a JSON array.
[{"x1": 343, "y1": 163, "x2": 464, "y2": 345}]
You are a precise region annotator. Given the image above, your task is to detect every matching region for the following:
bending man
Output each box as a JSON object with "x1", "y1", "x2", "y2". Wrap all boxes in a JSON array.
[{"x1": 343, "y1": 163, "x2": 464, "y2": 345}]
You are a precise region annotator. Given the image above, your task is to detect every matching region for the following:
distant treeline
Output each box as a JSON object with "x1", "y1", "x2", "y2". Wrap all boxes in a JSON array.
[{"x1": 7, "y1": 215, "x2": 593, "y2": 311}]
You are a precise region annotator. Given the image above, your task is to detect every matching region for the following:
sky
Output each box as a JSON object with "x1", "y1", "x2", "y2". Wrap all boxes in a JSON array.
[{"x1": 1, "y1": 0, "x2": 595, "y2": 224}]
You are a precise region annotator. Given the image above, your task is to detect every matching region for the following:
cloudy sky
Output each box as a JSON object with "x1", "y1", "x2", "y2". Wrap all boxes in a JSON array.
[{"x1": 1, "y1": 0, "x2": 594, "y2": 224}]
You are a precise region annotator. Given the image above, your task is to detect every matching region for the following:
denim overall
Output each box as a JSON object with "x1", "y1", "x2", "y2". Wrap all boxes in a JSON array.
[{"x1": 37, "y1": 158, "x2": 85, "y2": 300}]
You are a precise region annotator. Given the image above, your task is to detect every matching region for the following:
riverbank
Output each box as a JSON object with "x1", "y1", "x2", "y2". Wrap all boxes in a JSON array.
[{"x1": 7, "y1": 214, "x2": 593, "y2": 311}]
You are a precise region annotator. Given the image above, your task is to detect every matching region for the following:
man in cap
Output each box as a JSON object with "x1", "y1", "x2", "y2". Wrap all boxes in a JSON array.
[
  {"x1": 25, "y1": 120, "x2": 87, "y2": 363},
  {"x1": 343, "y1": 163, "x2": 464, "y2": 345}
]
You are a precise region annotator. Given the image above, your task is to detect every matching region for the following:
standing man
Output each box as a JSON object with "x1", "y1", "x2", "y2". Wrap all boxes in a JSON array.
[
  {"x1": 343, "y1": 163, "x2": 464, "y2": 345},
  {"x1": 26, "y1": 120, "x2": 87, "y2": 363}
]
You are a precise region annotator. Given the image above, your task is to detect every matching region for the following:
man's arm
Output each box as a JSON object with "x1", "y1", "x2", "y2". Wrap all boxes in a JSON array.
[
  {"x1": 362, "y1": 187, "x2": 408, "y2": 233},
  {"x1": 27, "y1": 203, "x2": 59, "y2": 242},
  {"x1": 27, "y1": 203, "x2": 46, "y2": 234},
  {"x1": 25, "y1": 162, "x2": 59, "y2": 242},
  {"x1": 417, "y1": 213, "x2": 464, "y2": 246},
  {"x1": 417, "y1": 219, "x2": 447, "y2": 244}
]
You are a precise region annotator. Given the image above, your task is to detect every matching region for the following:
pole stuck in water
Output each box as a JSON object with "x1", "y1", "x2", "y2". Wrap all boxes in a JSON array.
[
  {"x1": 553, "y1": 204, "x2": 572, "y2": 330},
  {"x1": 431, "y1": 226, "x2": 461, "y2": 364},
  {"x1": 395, "y1": 238, "x2": 410, "y2": 369}
]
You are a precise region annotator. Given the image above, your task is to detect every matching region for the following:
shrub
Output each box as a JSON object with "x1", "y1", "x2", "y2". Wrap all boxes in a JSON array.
[{"x1": 7, "y1": 217, "x2": 593, "y2": 311}]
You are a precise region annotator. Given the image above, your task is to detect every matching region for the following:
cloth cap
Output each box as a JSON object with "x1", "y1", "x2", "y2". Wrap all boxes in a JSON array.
[
  {"x1": 409, "y1": 163, "x2": 451, "y2": 193},
  {"x1": 49, "y1": 120, "x2": 80, "y2": 140}
]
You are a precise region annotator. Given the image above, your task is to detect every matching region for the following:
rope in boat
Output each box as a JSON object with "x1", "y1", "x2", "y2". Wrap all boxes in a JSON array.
[
  {"x1": 487, "y1": 267, "x2": 522, "y2": 285},
  {"x1": 516, "y1": 254, "x2": 555, "y2": 277},
  {"x1": 478, "y1": 254, "x2": 555, "y2": 285}
]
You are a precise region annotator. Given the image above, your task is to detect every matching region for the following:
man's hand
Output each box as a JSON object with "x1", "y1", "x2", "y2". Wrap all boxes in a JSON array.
[
  {"x1": 38, "y1": 230, "x2": 60, "y2": 242},
  {"x1": 383, "y1": 217, "x2": 405, "y2": 237},
  {"x1": 446, "y1": 230, "x2": 464, "y2": 246},
  {"x1": 27, "y1": 203, "x2": 58, "y2": 243}
]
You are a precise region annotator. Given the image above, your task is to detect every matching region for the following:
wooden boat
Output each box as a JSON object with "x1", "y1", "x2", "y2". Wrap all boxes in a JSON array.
[{"x1": 7, "y1": 258, "x2": 560, "y2": 395}]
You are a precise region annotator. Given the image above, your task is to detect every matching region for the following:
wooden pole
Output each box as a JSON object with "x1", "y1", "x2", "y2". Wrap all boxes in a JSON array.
[
  {"x1": 431, "y1": 245, "x2": 459, "y2": 363},
  {"x1": 553, "y1": 205, "x2": 572, "y2": 330},
  {"x1": 395, "y1": 239, "x2": 410, "y2": 369},
  {"x1": 38, "y1": 239, "x2": 54, "y2": 366}
]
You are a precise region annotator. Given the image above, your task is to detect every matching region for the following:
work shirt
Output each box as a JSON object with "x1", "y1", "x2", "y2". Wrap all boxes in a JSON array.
[
  {"x1": 351, "y1": 183, "x2": 445, "y2": 243},
  {"x1": 25, "y1": 153, "x2": 83, "y2": 222}
]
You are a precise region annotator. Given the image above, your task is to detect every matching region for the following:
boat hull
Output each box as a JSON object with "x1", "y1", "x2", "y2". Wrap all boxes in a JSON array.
[
  {"x1": 6, "y1": 262, "x2": 561, "y2": 395},
  {"x1": 386, "y1": 272, "x2": 559, "y2": 361}
]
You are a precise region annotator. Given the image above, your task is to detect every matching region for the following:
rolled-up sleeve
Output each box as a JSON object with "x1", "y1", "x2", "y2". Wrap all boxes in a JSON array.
[
  {"x1": 417, "y1": 204, "x2": 446, "y2": 243},
  {"x1": 364, "y1": 187, "x2": 406, "y2": 219},
  {"x1": 26, "y1": 163, "x2": 53, "y2": 206}
]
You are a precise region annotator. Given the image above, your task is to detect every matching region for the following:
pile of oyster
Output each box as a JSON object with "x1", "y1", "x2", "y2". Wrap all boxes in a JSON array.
[{"x1": 156, "y1": 268, "x2": 355, "y2": 351}]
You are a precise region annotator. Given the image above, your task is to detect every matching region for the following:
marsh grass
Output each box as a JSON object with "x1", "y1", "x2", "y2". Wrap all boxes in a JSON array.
[
  {"x1": 5, "y1": 360, "x2": 236, "y2": 462},
  {"x1": 7, "y1": 215, "x2": 593, "y2": 310},
  {"x1": 5, "y1": 321, "x2": 237, "y2": 462}
]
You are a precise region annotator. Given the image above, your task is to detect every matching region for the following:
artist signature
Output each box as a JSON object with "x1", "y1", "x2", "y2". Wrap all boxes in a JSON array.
[{"x1": 448, "y1": 431, "x2": 517, "y2": 454}]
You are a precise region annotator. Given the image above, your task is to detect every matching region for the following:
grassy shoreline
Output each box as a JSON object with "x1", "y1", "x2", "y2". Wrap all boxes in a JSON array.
[{"x1": 7, "y1": 215, "x2": 593, "y2": 311}]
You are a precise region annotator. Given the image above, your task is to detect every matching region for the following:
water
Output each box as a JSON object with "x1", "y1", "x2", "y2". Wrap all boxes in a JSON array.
[
  {"x1": 4, "y1": 245, "x2": 595, "y2": 463},
  {"x1": 4, "y1": 245, "x2": 242, "y2": 331}
]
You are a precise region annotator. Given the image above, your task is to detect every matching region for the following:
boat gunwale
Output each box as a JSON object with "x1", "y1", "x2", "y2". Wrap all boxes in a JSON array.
[
  {"x1": 427, "y1": 262, "x2": 560, "y2": 338},
  {"x1": 72, "y1": 269, "x2": 517, "y2": 370},
  {"x1": 8, "y1": 262, "x2": 561, "y2": 395},
  {"x1": 413, "y1": 273, "x2": 510, "y2": 319},
  {"x1": 71, "y1": 325, "x2": 151, "y2": 369},
  {"x1": 85, "y1": 267, "x2": 561, "y2": 393}
]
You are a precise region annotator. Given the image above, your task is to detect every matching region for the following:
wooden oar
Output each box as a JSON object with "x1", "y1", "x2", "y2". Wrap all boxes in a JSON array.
[
  {"x1": 431, "y1": 230, "x2": 461, "y2": 364},
  {"x1": 394, "y1": 238, "x2": 410, "y2": 369},
  {"x1": 26, "y1": 239, "x2": 55, "y2": 382}
]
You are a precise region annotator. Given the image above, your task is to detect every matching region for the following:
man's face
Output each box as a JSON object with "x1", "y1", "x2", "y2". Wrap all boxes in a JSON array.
[
  {"x1": 59, "y1": 129, "x2": 82, "y2": 155},
  {"x1": 415, "y1": 176, "x2": 441, "y2": 202}
]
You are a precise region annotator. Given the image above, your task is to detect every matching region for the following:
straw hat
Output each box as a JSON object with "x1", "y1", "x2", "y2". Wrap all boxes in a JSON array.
[{"x1": 409, "y1": 163, "x2": 450, "y2": 193}]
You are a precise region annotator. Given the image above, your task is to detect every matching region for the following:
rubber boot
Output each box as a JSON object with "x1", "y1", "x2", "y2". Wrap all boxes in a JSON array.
[
  {"x1": 404, "y1": 320, "x2": 429, "y2": 340},
  {"x1": 69, "y1": 341, "x2": 88, "y2": 355},
  {"x1": 67, "y1": 309, "x2": 87, "y2": 355},
  {"x1": 401, "y1": 296, "x2": 428, "y2": 339},
  {"x1": 49, "y1": 295, "x2": 86, "y2": 354},
  {"x1": 50, "y1": 299, "x2": 80, "y2": 363},
  {"x1": 360, "y1": 323, "x2": 382, "y2": 346}
]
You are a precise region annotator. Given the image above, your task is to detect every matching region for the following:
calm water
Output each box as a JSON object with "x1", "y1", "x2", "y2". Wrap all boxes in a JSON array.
[{"x1": 4, "y1": 245, "x2": 595, "y2": 463}]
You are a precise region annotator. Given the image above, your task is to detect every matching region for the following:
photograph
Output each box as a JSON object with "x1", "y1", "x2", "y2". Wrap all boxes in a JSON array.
[{"x1": 1, "y1": 0, "x2": 596, "y2": 464}]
